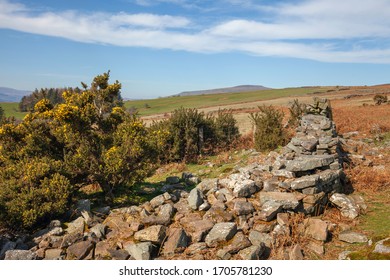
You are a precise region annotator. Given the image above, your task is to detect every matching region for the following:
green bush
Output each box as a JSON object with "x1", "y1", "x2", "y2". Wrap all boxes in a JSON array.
[
  {"x1": 0, "y1": 72, "x2": 157, "y2": 229},
  {"x1": 149, "y1": 107, "x2": 240, "y2": 163},
  {"x1": 0, "y1": 157, "x2": 72, "y2": 229},
  {"x1": 212, "y1": 109, "x2": 240, "y2": 150},
  {"x1": 249, "y1": 105, "x2": 287, "y2": 152},
  {"x1": 288, "y1": 99, "x2": 307, "y2": 128}
]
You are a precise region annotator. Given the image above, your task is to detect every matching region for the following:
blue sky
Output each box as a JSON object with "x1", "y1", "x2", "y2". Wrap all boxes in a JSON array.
[{"x1": 1, "y1": 0, "x2": 390, "y2": 99}]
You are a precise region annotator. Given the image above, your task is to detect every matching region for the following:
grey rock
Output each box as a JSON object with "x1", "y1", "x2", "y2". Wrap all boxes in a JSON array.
[
  {"x1": 285, "y1": 155, "x2": 335, "y2": 172},
  {"x1": 339, "y1": 231, "x2": 368, "y2": 243},
  {"x1": 150, "y1": 194, "x2": 166, "y2": 208},
  {"x1": 219, "y1": 232, "x2": 251, "y2": 255},
  {"x1": 304, "y1": 218, "x2": 328, "y2": 242},
  {"x1": 166, "y1": 176, "x2": 180, "y2": 184},
  {"x1": 205, "y1": 222, "x2": 237, "y2": 247},
  {"x1": 134, "y1": 225, "x2": 167, "y2": 244},
  {"x1": 162, "y1": 228, "x2": 189, "y2": 256},
  {"x1": 185, "y1": 242, "x2": 207, "y2": 255},
  {"x1": 257, "y1": 200, "x2": 283, "y2": 221},
  {"x1": 66, "y1": 216, "x2": 85, "y2": 235},
  {"x1": 66, "y1": 240, "x2": 94, "y2": 260},
  {"x1": 93, "y1": 206, "x2": 111, "y2": 216},
  {"x1": 272, "y1": 170, "x2": 295, "y2": 179},
  {"x1": 330, "y1": 193, "x2": 363, "y2": 219},
  {"x1": 233, "y1": 180, "x2": 257, "y2": 197},
  {"x1": 197, "y1": 179, "x2": 218, "y2": 193},
  {"x1": 4, "y1": 250, "x2": 36, "y2": 260},
  {"x1": 125, "y1": 242, "x2": 153, "y2": 260},
  {"x1": 90, "y1": 223, "x2": 107, "y2": 239},
  {"x1": 142, "y1": 203, "x2": 174, "y2": 226},
  {"x1": 260, "y1": 192, "x2": 302, "y2": 210},
  {"x1": 108, "y1": 249, "x2": 130, "y2": 260},
  {"x1": 290, "y1": 174, "x2": 319, "y2": 190},
  {"x1": 238, "y1": 244, "x2": 266, "y2": 260},
  {"x1": 188, "y1": 188, "x2": 204, "y2": 210},
  {"x1": 204, "y1": 206, "x2": 234, "y2": 223},
  {"x1": 373, "y1": 238, "x2": 390, "y2": 254},
  {"x1": 249, "y1": 230, "x2": 273, "y2": 247},
  {"x1": 233, "y1": 201, "x2": 255, "y2": 216},
  {"x1": 76, "y1": 199, "x2": 91, "y2": 213},
  {"x1": 184, "y1": 219, "x2": 215, "y2": 242}
]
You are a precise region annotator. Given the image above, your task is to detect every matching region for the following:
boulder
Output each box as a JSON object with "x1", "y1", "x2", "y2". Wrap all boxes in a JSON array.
[
  {"x1": 303, "y1": 218, "x2": 328, "y2": 241},
  {"x1": 162, "y1": 228, "x2": 189, "y2": 256},
  {"x1": 125, "y1": 242, "x2": 153, "y2": 260},
  {"x1": 233, "y1": 201, "x2": 255, "y2": 216},
  {"x1": 188, "y1": 188, "x2": 204, "y2": 210},
  {"x1": 205, "y1": 222, "x2": 237, "y2": 247},
  {"x1": 233, "y1": 180, "x2": 257, "y2": 198},
  {"x1": 330, "y1": 193, "x2": 363, "y2": 219},
  {"x1": 134, "y1": 225, "x2": 167, "y2": 244},
  {"x1": 238, "y1": 244, "x2": 266, "y2": 260},
  {"x1": 183, "y1": 219, "x2": 215, "y2": 242},
  {"x1": 248, "y1": 230, "x2": 273, "y2": 247},
  {"x1": 66, "y1": 240, "x2": 94, "y2": 260},
  {"x1": 166, "y1": 176, "x2": 180, "y2": 184}
]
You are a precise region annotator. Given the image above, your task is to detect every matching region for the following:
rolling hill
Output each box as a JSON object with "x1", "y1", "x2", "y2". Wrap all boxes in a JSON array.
[
  {"x1": 0, "y1": 87, "x2": 31, "y2": 102},
  {"x1": 174, "y1": 85, "x2": 270, "y2": 97}
]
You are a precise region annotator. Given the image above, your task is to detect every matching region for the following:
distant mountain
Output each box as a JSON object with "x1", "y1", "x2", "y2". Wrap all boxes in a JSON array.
[
  {"x1": 174, "y1": 85, "x2": 271, "y2": 97},
  {"x1": 0, "y1": 87, "x2": 31, "y2": 102}
]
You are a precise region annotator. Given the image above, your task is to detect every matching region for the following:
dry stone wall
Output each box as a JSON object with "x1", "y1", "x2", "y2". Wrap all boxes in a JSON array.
[{"x1": 1, "y1": 98, "x2": 373, "y2": 260}]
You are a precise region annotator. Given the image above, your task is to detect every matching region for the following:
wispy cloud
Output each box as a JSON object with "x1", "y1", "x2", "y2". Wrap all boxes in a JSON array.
[{"x1": 1, "y1": 0, "x2": 390, "y2": 63}]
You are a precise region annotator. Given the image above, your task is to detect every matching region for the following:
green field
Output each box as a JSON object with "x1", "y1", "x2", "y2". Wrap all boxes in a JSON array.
[
  {"x1": 0, "y1": 86, "x2": 331, "y2": 120},
  {"x1": 0, "y1": 102, "x2": 27, "y2": 120},
  {"x1": 125, "y1": 87, "x2": 331, "y2": 116}
]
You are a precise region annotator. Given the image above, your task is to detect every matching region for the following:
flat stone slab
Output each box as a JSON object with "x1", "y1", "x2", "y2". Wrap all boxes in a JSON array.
[
  {"x1": 259, "y1": 192, "x2": 303, "y2": 210},
  {"x1": 285, "y1": 155, "x2": 335, "y2": 172},
  {"x1": 290, "y1": 175, "x2": 319, "y2": 190},
  {"x1": 339, "y1": 231, "x2": 368, "y2": 243},
  {"x1": 205, "y1": 222, "x2": 237, "y2": 247}
]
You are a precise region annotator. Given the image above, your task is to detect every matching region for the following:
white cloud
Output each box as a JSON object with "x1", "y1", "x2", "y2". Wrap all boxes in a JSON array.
[{"x1": 0, "y1": 0, "x2": 390, "y2": 63}]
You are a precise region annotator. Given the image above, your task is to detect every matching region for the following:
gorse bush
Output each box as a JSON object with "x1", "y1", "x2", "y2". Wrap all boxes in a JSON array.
[
  {"x1": 249, "y1": 105, "x2": 287, "y2": 152},
  {"x1": 149, "y1": 108, "x2": 240, "y2": 163},
  {"x1": 288, "y1": 99, "x2": 307, "y2": 128},
  {"x1": 0, "y1": 72, "x2": 156, "y2": 229}
]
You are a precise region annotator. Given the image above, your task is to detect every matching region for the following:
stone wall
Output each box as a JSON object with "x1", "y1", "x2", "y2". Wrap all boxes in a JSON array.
[{"x1": 1, "y1": 98, "x2": 371, "y2": 260}]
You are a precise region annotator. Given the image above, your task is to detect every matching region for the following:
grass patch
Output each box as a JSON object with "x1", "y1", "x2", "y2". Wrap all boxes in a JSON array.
[
  {"x1": 0, "y1": 102, "x2": 27, "y2": 120},
  {"x1": 125, "y1": 87, "x2": 331, "y2": 116}
]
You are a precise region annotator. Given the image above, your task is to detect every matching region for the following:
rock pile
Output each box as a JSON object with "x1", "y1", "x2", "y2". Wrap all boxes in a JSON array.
[{"x1": 1, "y1": 98, "x2": 375, "y2": 260}]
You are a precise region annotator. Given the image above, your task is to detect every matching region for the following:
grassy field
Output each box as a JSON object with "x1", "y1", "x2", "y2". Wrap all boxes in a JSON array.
[
  {"x1": 125, "y1": 86, "x2": 331, "y2": 116},
  {"x1": 0, "y1": 86, "x2": 331, "y2": 120},
  {"x1": 0, "y1": 102, "x2": 27, "y2": 120}
]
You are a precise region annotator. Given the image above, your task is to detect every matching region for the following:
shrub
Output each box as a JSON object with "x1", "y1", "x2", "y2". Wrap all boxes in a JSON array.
[
  {"x1": 0, "y1": 157, "x2": 72, "y2": 229},
  {"x1": 149, "y1": 108, "x2": 240, "y2": 163},
  {"x1": 288, "y1": 99, "x2": 307, "y2": 127},
  {"x1": 212, "y1": 109, "x2": 240, "y2": 150},
  {"x1": 373, "y1": 94, "x2": 388, "y2": 105},
  {"x1": 249, "y1": 105, "x2": 287, "y2": 152}
]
